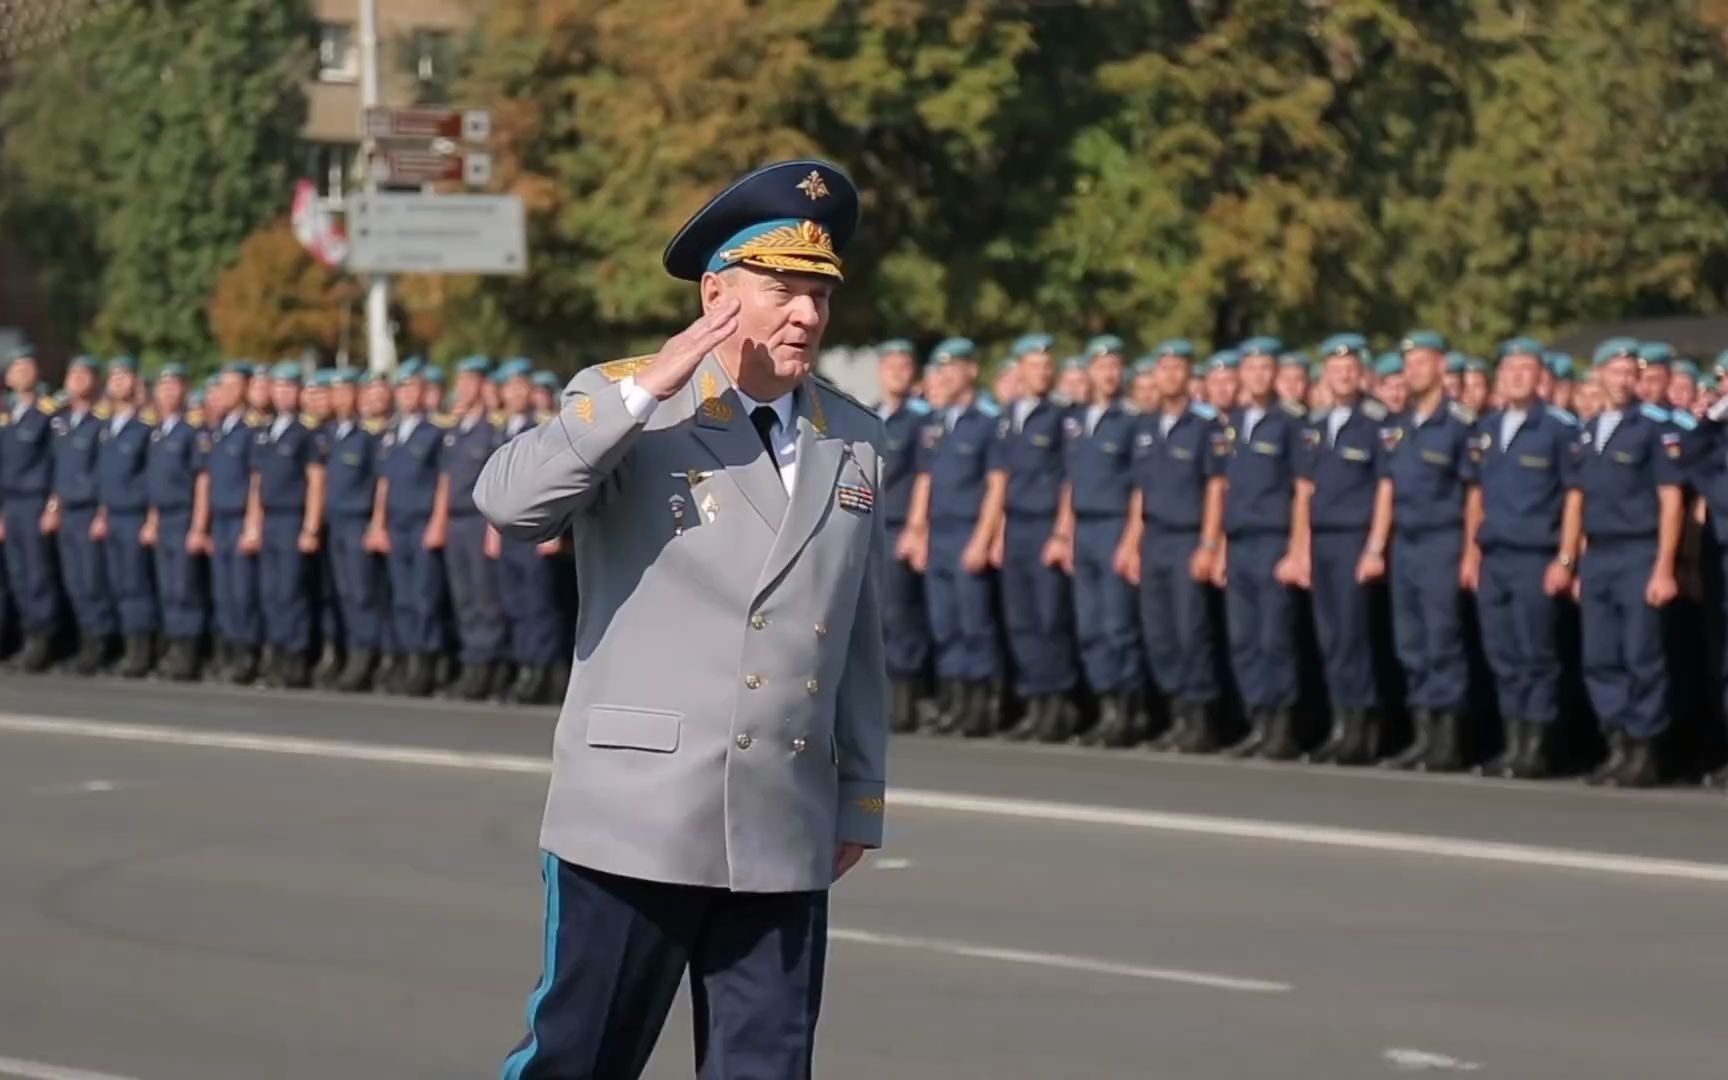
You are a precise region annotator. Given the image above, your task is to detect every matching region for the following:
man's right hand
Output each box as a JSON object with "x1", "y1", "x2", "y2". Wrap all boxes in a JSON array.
[
  {"x1": 895, "y1": 526, "x2": 928, "y2": 573},
  {"x1": 633, "y1": 297, "x2": 742, "y2": 401}
]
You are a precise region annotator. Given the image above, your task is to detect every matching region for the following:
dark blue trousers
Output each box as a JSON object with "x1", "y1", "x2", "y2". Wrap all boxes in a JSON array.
[
  {"x1": 1225, "y1": 532, "x2": 1298, "y2": 710},
  {"x1": 502, "y1": 855, "x2": 827, "y2": 1080},
  {"x1": 327, "y1": 515, "x2": 382, "y2": 651},
  {"x1": 446, "y1": 512, "x2": 506, "y2": 664},
  {"x1": 152, "y1": 510, "x2": 206, "y2": 642},
  {"x1": 1071, "y1": 514, "x2": 1140, "y2": 692},
  {"x1": 0, "y1": 542, "x2": 11, "y2": 647},
  {"x1": 881, "y1": 523, "x2": 930, "y2": 679},
  {"x1": 1390, "y1": 529, "x2": 1468, "y2": 711},
  {"x1": 386, "y1": 517, "x2": 446, "y2": 655},
  {"x1": 260, "y1": 512, "x2": 312, "y2": 652},
  {"x1": 103, "y1": 510, "x2": 156, "y2": 635},
  {"x1": 1000, "y1": 514, "x2": 1075, "y2": 696},
  {"x1": 58, "y1": 505, "x2": 116, "y2": 640},
  {"x1": 925, "y1": 524, "x2": 999, "y2": 681},
  {"x1": 210, "y1": 513, "x2": 261, "y2": 646},
  {"x1": 1478, "y1": 547, "x2": 1561, "y2": 725},
  {"x1": 3, "y1": 493, "x2": 59, "y2": 633},
  {"x1": 1138, "y1": 526, "x2": 1217, "y2": 703},
  {"x1": 1580, "y1": 538, "x2": 1668, "y2": 738},
  {"x1": 497, "y1": 539, "x2": 561, "y2": 667},
  {"x1": 1310, "y1": 529, "x2": 1379, "y2": 709}
]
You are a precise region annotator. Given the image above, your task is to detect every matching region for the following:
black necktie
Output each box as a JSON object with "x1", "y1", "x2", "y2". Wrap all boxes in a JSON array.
[{"x1": 750, "y1": 406, "x2": 780, "y2": 472}]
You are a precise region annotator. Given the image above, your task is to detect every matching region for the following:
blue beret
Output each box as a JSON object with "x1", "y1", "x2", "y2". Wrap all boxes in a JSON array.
[
  {"x1": 1674, "y1": 359, "x2": 1701, "y2": 380},
  {"x1": 456, "y1": 354, "x2": 493, "y2": 375},
  {"x1": 1204, "y1": 349, "x2": 1240, "y2": 372},
  {"x1": 221, "y1": 359, "x2": 256, "y2": 377},
  {"x1": 155, "y1": 363, "x2": 189, "y2": 381},
  {"x1": 1237, "y1": 336, "x2": 1283, "y2": 358},
  {"x1": 1061, "y1": 354, "x2": 1087, "y2": 372},
  {"x1": 532, "y1": 370, "x2": 561, "y2": 389},
  {"x1": 188, "y1": 389, "x2": 205, "y2": 407},
  {"x1": 107, "y1": 354, "x2": 138, "y2": 373},
  {"x1": 1637, "y1": 341, "x2": 1674, "y2": 367},
  {"x1": 393, "y1": 364, "x2": 425, "y2": 386},
  {"x1": 1593, "y1": 337, "x2": 1641, "y2": 365},
  {"x1": 327, "y1": 368, "x2": 358, "y2": 386},
  {"x1": 270, "y1": 361, "x2": 302, "y2": 383},
  {"x1": 1497, "y1": 336, "x2": 1544, "y2": 360},
  {"x1": 929, "y1": 337, "x2": 975, "y2": 365},
  {"x1": 3, "y1": 342, "x2": 35, "y2": 363},
  {"x1": 1011, "y1": 333, "x2": 1054, "y2": 358},
  {"x1": 423, "y1": 366, "x2": 445, "y2": 385},
  {"x1": 663, "y1": 160, "x2": 859, "y2": 283},
  {"x1": 1464, "y1": 356, "x2": 1491, "y2": 375},
  {"x1": 1319, "y1": 333, "x2": 1367, "y2": 359},
  {"x1": 1374, "y1": 352, "x2": 1403, "y2": 378},
  {"x1": 1714, "y1": 349, "x2": 1728, "y2": 373},
  {"x1": 1399, "y1": 330, "x2": 1449, "y2": 353},
  {"x1": 1541, "y1": 350, "x2": 1575, "y2": 378},
  {"x1": 1085, "y1": 334, "x2": 1126, "y2": 358},
  {"x1": 1278, "y1": 350, "x2": 1310, "y2": 369},
  {"x1": 876, "y1": 339, "x2": 915, "y2": 356},
  {"x1": 1444, "y1": 350, "x2": 1467, "y2": 373},
  {"x1": 492, "y1": 357, "x2": 533, "y2": 383},
  {"x1": 1151, "y1": 338, "x2": 1194, "y2": 360},
  {"x1": 68, "y1": 354, "x2": 101, "y2": 373},
  {"x1": 1131, "y1": 356, "x2": 1159, "y2": 375}
]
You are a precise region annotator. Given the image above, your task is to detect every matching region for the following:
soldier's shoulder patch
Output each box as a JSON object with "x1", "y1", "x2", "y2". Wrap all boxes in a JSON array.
[
  {"x1": 567, "y1": 393, "x2": 595, "y2": 424},
  {"x1": 905, "y1": 397, "x2": 933, "y2": 416},
  {"x1": 140, "y1": 406, "x2": 159, "y2": 425},
  {"x1": 1669, "y1": 409, "x2": 1698, "y2": 432},
  {"x1": 490, "y1": 409, "x2": 509, "y2": 427},
  {"x1": 1360, "y1": 398, "x2": 1388, "y2": 422},
  {"x1": 363, "y1": 416, "x2": 388, "y2": 435},
  {"x1": 93, "y1": 402, "x2": 112, "y2": 421},
  {"x1": 36, "y1": 396, "x2": 58, "y2": 415},
  {"x1": 595, "y1": 355, "x2": 652, "y2": 382},
  {"x1": 1189, "y1": 400, "x2": 1218, "y2": 420},
  {"x1": 1639, "y1": 402, "x2": 1671, "y2": 423},
  {"x1": 1278, "y1": 400, "x2": 1307, "y2": 418},
  {"x1": 244, "y1": 409, "x2": 266, "y2": 427},
  {"x1": 431, "y1": 412, "x2": 455, "y2": 429},
  {"x1": 300, "y1": 413, "x2": 320, "y2": 429},
  {"x1": 535, "y1": 409, "x2": 555, "y2": 425},
  {"x1": 1545, "y1": 405, "x2": 1579, "y2": 427},
  {"x1": 187, "y1": 408, "x2": 204, "y2": 426},
  {"x1": 1447, "y1": 400, "x2": 1477, "y2": 425}
]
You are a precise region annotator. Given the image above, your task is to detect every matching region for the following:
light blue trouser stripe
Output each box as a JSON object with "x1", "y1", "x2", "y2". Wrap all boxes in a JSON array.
[{"x1": 501, "y1": 851, "x2": 561, "y2": 1080}]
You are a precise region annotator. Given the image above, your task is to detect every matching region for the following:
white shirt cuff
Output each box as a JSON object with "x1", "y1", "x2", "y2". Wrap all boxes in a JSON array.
[{"x1": 619, "y1": 376, "x2": 659, "y2": 422}]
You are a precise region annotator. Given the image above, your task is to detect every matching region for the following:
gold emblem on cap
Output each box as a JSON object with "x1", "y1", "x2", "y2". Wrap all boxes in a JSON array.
[{"x1": 796, "y1": 170, "x2": 830, "y2": 201}]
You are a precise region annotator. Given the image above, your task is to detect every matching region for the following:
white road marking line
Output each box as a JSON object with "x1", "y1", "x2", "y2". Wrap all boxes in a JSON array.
[
  {"x1": 4, "y1": 713, "x2": 1728, "y2": 886},
  {"x1": 872, "y1": 857, "x2": 913, "y2": 870},
  {"x1": 0, "y1": 1056, "x2": 142, "y2": 1080},
  {"x1": 1384, "y1": 1047, "x2": 1484, "y2": 1072},
  {"x1": 830, "y1": 928, "x2": 1289, "y2": 993}
]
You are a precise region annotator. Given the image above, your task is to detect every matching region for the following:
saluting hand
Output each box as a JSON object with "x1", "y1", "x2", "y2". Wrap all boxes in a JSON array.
[{"x1": 632, "y1": 296, "x2": 743, "y2": 401}]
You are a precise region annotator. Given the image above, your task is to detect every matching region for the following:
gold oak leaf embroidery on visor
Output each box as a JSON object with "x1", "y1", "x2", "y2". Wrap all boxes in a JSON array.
[{"x1": 717, "y1": 220, "x2": 844, "y2": 280}]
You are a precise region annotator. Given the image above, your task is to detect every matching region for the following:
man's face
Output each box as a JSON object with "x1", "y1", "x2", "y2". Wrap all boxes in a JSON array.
[
  {"x1": 1403, "y1": 347, "x2": 1442, "y2": 394},
  {"x1": 1058, "y1": 367, "x2": 1090, "y2": 405},
  {"x1": 1637, "y1": 365, "x2": 1669, "y2": 403},
  {"x1": 1574, "y1": 378, "x2": 1603, "y2": 419},
  {"x1": 395, "y1": 380, "x2": 423, "y2": 414},
  {"x1": 304, "y1": 385, "x2": 331, "y2": 419},
  {"x1": 502, "y1": 377, "x2": 532, "y2": 413},
  {"x1": 455, "y1": 370, "x2": 486, "y2": 412},
  {"x1": 1239, "y1": 354, "x2": 1275, "y2": 400},
  {"x1": 421, "y1": 382, "x2": 443, "y2": 413},
  {"x1": 1088, "y1": 353, "x2": 1124, "y2": 400},
  {"x1": 1275, "y1": 364, "x2": 1308, "y2": 404},
  {"x1": 706, "y1": 267, "x2": 832, "y2": 386},
  {"x1": 1599, "y1": 357, "x2": 1637, "y2": 407},
  {"x1": 361, "y1": 381, "x2": 391, "y2": 417},
  {"x1": 271, "y1": 380, "x2": 301, "y2": 415},
  {"x1": 878, "y1": 351, "x2": 916, "y2": 399},
  {"x1": 1462, "y1": 371, "x2": 1490, "y2": 412},
  {"x1": 922, "y1": 365, "x2": 955, "y2": 408},
  {"x1": 1130, "y1": 370, "x2": 1159, "y2": 412},
  {"x1": 1324, "y1": 354, "x2": 1363, "y2": 399},
  {"x1": 1500, "y1": 355, "x2": 1541, "y2": 404},
  {"x1": 1550, "y1": 380, "x2": 1572, "y2": 409},
  {"x1": 1153, "y1": 355, "x2": 1189, "y2": 400},
  {"x1": 65, "y1": 365, "x2": 95, "y2": 400},
  {"x1": 247, "y1": 375, "x2": 273, "y2": 411},
  {"x1": 154, "y1": 378, "x2": 186, "y2": 417},
  {"x1": 332, "y1": 382, "x2": 357, "y2": 416},
  {"x1": 1019, "y1": 351, "x2": 1056, "y2": 397},
  {"x1": 1441, "y1": 371, "x2": 1462, "y2": 398},
  {"x1": 4, "y1": 357, "x2": 36, "y2": 393},
  {"x1": 1377, "y1": 374, "x2": 1408, "y2": 414},
  {"x1": 106, "y1": 369, "x2": 136, "y2": 405},
  {"x1": 993, "y1": 366, "x2": 1023, "y2": 404},
  {"x1": 1205, "y1": 367, "x2": 1239, "y2": 410},
  {"x1": 1669, "y1": 374, "x2": 1697, "y2": 412},
  {"x1": 532, "y1": 386, "x2": 556, "y2": 414}
]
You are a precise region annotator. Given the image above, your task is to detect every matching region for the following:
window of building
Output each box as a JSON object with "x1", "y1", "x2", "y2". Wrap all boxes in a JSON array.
[
  {"x1": 318, "y1": 22, "x2": 357, "y2": 83},
  {"x1": 410, "y1": 29, "x2": 454, "y2": 103}
]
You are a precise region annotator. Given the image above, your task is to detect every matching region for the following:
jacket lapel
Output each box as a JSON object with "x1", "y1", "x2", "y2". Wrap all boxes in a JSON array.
[
  {"x1": 755, "y1": 382, "x2": 844, "y2": 602},
  {"x1": 687, "y1": 354, "x2": 789, "y2": 531}
]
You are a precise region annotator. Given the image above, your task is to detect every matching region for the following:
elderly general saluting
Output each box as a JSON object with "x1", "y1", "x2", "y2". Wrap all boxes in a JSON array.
[{"x1": 477, "y1": 159, "x2": 888, "y2": 1079}]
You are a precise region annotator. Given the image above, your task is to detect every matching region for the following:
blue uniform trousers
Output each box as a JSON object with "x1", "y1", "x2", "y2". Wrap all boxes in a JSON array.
[
  {"x1": 501, "y1": 855, "x2": 827, "y2": 1080},
  {"x1": 1138, "y1": 526, "x2": 1217, "y2": 703},
  {"x1": 881, "y1": 524, "x2": 930, "y2": 679},
  {"x1": 57, "y1": 506, "x2": 116, "y2": 640},
  {"x1": 1390, "y1": 529, "x2": 1468, "y2": 711},
  {"x1": 259, "y1": 512, "x2": 312, "y2": 652},
  {"x1": 446, "y1": 512, "x2": 506, "y2": 665},
  {"x1": 326, "y1": 516, "x2": 382, "y2": 651},
  {"x1": 1579, "y1": 539, "x2": 1668, "y2": 738},
  {"x1": 1071, "y1": 515, "x2": 1141, "y2": 692},
  {"x1": 1310, "y1": 529, "x2": 1379, "y2": 709},
  {"x1": 2, "y1": 495, "x2": 59, "y2": 633},
  {"x1": 102, "y1": 511, "x2": 156, "y2": 636},
  {"x1": 152, "y1": 510, "x2": 206, "y2": 642},
  {"x1": 1000, "y1": 514, "x2": 1076, "y2": 697},
  {"x1": 1477, "y1": 547, "x2": 1561, "y2": 725},
  {"x1": 0, "y1": 542, "x2": 11, "y2": 646},
  {"x1": 497, "y1": 539, "x2": 562, "y2": 667},
  {"x1": 925, "y1": 524, "x2": 1000, "y2": 681},
  {"x1": 386, "y1": 518, "x2": 446, "y2": 655},
  {"x1": 210, "y1": 513, "x2": 261, "y2": 646},
  {"x1": 1225, "y1": 532, "x2": 1299, "y2": 710}
]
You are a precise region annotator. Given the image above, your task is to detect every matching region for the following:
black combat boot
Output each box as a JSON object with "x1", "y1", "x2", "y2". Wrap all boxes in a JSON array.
[
  {"x1": 373, "y1": 653, "x2": 400, "y2": 694},
  {"x1": 1585, "y1": 731, "x2": 1629, "y2": 786},
  {"x1": 1420, "y1": 710, "x2": 1465, "y2": 773},
  {"x1": 456, "y1": 661, "x2": 493, "y2": 701},
  {"x1": 208, "y1": 638, "x2": 229, "y2": 680},
  {"x1": 925, "y1": 679, "x2": 960, "y2": 735},
  {"x1": 1383, "y1": 708, "x2": 1433, "y2": 770},
  {"x1": 511, "y1": 664, "x2": 547, "y2": 704},
  {"x1": 163, "y1": 638, "x2": 198, "y2": 681},
  {"x1": 1148, "y1": 700, "x2": 1190, "y2": 752},
  {"x1": 336, "y1": 648, "x2": 376, "y2": 692},
  {"x1": 1037, "y1": 694, "x2": 1079, "y2": 743},
  {"x1": 18, "y1": 632, "x2": 52, "y2": 673},
  {"x1": 890, "y1": 678, "x2": 921, "y2": 735},
  {"x1": 119, "y1": 633, "x2": 153, "y2": 679},
  {"x1": 227, "y1": 644, "x2": 259, "y2": 685},
  {"x1": 433, "y1": 653, "x2": 458, "y2": 691},
  {"x1": 490, "y1": 662, "x2": 518, "y2": 701},
  {"x1": 275, "y1": 650, "x2": 310, "y2": 689},
  {"x1": 399, "y1": 653, "x2": 434, "y2": 697},
  {"x1": 1509, "y1": 721, "x2": 1554, "y2": 780},
  {"x1": 1476, "y1": 718, "x2": 1522, "y2": 778},
  {"x1": 1003, "y1": 694, "x2": 1044, "y2": 742},
  {"x1": 1307, "y1": 712, "x2": 1350, "y2": 764},
  {"x1": 1175, "y1": 700, "x2": 1219, "y2": 754},
  {"x1": 1329, "y1": 709, "x2": 1377, "y2": 766},
  {"x1": 962, "y1": 681, "x2": 997, "y2": 738},
  {"x1": 72, "y1": 634, "x2": 110, "y2": 675},
  {"x1": 1258, "y1": 706, "x2": 1302, "y2": 760},
  {"x1": 1084, "y1": 691, "x2": 1127, "y2": 747},
  {"x1": 1610, "y1": 737, "x2": 1661, "y2": 789},
  {"x1": 313, "y1": 642, "x2": 343, "y2": 688},
  {"x1": 1222, "y1": 708, "x2": 1269, "y2": 759}
]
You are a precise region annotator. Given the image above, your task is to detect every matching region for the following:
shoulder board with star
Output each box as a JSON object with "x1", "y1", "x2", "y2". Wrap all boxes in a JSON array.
[
  {"x1": 490, "y1": 409, "x2": 509, "y2": 427},
  {"x1": 905, "y1": 397, "x2": 932, "y2": 416},
  {"x1": 595, "y1": 355, "x2": 652, "y2": 382},
  {"x1": 1639, "y1": 402, "x2": 1671, "y2": 424},
  {"x1": 535, "y1": 409, "x2": 555, "y2": 425},
  {"x1": 300, "y1": 413, "x2": 320, "y2": 429},
  {"x1": 94, "y1": 402, "x2": 112, "y2": 421},
  {"x1": 245, "y1": 409, "x2": 267, "y2": 427},
  {"x1": 1189, "y1": 401, "x2": 1218, "y2": 420},
  {"x1": 140, "y1": 406, "x2": 159, "y2": 425},
  {"x1": 1669, "y1": 408, "x2": 1698, "y2": 432},
  {"x1": 187, "y1": 408, "x2": 204, "y2": 426},
  {"x1": 1360, "y1": 398, "x2": 1388, "y2": 422},
  {"x1": 1447, "y1": 400, "x2": 1477, "y2": 425},
  {"x1": 425, "y1": 412, "x2": 451, "y2": 429},
  {"x1": 1545, "y1": 405, "x2": 1578, "y2": 427},
  {"x1": 363, "y1": 416, "x2": 388, "y2": 436},
  {"x1": 1278, "y1": 400, "x2": 1307, "y2": 418}
]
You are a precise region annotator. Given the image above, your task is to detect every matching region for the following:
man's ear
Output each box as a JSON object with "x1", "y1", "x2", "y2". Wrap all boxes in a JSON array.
[{"x1": 699, "y1": 270, "x2": 730, "y2": 314}]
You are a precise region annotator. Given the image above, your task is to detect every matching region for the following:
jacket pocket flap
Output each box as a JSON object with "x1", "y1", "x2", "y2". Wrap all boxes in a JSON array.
[{"x1": 586, "y1": 705, "x2": 681, "y2": 752}]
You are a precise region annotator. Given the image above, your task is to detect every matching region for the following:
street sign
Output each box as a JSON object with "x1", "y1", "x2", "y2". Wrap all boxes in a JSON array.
[
  {"x1": 364, "y1": 106, "x2": 491, "y2": 143},
  {"x1": 372, "y1": 148, "x2": 462, "y2": 186},
  {"x1": 346, "y1": 193, "x2": 527, "y2": 275}
]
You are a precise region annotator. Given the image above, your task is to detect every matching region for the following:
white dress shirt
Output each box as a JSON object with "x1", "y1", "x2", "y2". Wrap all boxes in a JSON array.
[
  {"x1": 1596, "y1": 409, "x2": 1622, "y2": 453},
  {"x1": 620, "y1": 376, "x2": 798, "y2": 495},
  {"x1": 1084, "y1": 402, "x2": 1107, "y2": 437},
  {"x1": 1326, "y1": 405, "x2": 1351, "y2": 446},
  {"x1": 270, "y1": 413, "x2": 293, "y2": 441},
  {"x1": 110, "y1": 409, "x2": 134, "y2": 437},
  {"x1": 397, "y1": 414, "x2": 420, "y2": 442},
  {"x1": 1011, "y1": 396, "x2": 1038, "y2": 434},
  {"x1": 1499, "y1": 408, "x2": 1527, "y2": 450},
  {"x1": 1243, "y1": 404, "x2": 1266, "y2": 441}
]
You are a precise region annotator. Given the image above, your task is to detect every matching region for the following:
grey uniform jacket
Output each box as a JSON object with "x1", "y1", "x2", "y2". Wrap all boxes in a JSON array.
[{"x1": 475, "y1": 353, "x2": 889, "y2": 893}]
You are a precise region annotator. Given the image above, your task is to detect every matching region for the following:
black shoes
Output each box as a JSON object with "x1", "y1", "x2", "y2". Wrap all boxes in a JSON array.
[
  {"x1": 455, "y1": 661, "x2": 494, "y2": 701},
  {"x1": 1382, "y1": 709, "x2": 1433, "y2": 771},
  {"x1": 889, "y1": 678, "x2": 921, "y2": 735},
  {"x1": 119, "y1": 633, "x2": 154, "y2": 679},
  {"x1": 337, "y1": 648, "x2": 377, "y2": 692},
  {"x1": 313, "y1": 643, "x2": 343, "y2": 689},
  {"x1": 1586, "y1": 731, "x2": 1630, "y2": 786}
]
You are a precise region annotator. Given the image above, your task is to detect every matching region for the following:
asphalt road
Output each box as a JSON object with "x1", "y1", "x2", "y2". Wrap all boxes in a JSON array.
[{"x1": 2, "y1": 674, "x2": 1726, "y2": 1080}]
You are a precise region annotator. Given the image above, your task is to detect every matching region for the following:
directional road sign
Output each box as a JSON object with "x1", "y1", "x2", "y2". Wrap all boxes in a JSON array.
[{"x1": 346, "y1": 193, "x2": 526, "y2": 275}]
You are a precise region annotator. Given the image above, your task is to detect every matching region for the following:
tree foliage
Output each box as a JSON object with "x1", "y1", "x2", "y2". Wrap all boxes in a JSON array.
[{"x1": 209, "y1": 218, "x2": 356, "y2": 366}]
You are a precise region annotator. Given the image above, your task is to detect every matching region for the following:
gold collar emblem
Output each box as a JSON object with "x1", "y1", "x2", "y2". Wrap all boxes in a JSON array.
[{"x1": 699, "y1": 371, "x2": 734, "y2": 423}]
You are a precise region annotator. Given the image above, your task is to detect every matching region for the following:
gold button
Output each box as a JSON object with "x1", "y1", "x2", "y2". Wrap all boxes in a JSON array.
[
  {"x1": 751, "y1": 614, "x2": 768, "y2": 630},
  {"x1": 736, "y1": 734, "x2": 753, "y2": 750},
  {"x1": 745, "y1": 674, "x2": 762, "y2": 690},
  {"x1": 792, "y1": 736, "x2": 808, "y2": 752},
  {"x1": 805, "y1": 679, "x2": 820, "y2": 695},
  {"x1": 814, "y1": 623, "x2": 827, "y2": 638}
]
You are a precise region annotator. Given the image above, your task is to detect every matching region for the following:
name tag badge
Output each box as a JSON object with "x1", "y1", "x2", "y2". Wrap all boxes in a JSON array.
[
  {"x1": 1612, "y1": 451, "x2": 1635, "y2": 464},
  {"x1": 1251, "y1": 441, "x2": 1278, "y2": 455},
  {"x1": 1031, "y1": 435, "x2": 1052, "y2": 447},
  {"x1": 1420, "y1": 449, "x2": 1450, "y2": 466},
  {"x1": 1340, "y1": 447, "x2": 1370, "y2": 462},
  {"x1": 1517, "y1": 455, "x2": 1550, "y2": 468},
  {"x1": 1170, "y1": 447, "x2": 1194, "y2": 461}
]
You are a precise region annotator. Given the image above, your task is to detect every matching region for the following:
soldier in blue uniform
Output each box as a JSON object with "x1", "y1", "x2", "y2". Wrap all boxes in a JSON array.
[
  {"x1": 441, "y1": 354, "x2": 509, "y2": 700},
  {"x1": 1461, "y1": 355, "x2": 1493, "y2": 417},
  {"x1": 489, "y1": 359, "x2": 564, "y2": 704},
  {"x1": 898, "y1": 338, "x2": 1005, "y2": 736},
  {"x1": 1276, "y1": 350, "x2": 1310, "y2": 409},
  {"x1": 1568, "y1": 337, "x2": 1688, "y2": 787},
  {"x1": 1, "y1": 345, "x2": 61, "y2": 670},
  {"x1": 1692, "y1": 364, "x2": 1728, "y2": 787},
  {"x1": 874, "y1": 339, "x2": 934, "y2": 732},
  {"x1": 990, "y1": 333, "x2": 1078, "y2": 741},
  {"x1": 1055, "y1": 354, "x2": 1091, "y2": 407},
  {"x1": 49, "y1": 356, "x2": 117, "y2": 673},
  {"x1": 94, "y1": 355, "x2": 158, "y2": 677},
  {"x1": 1061, "y1": 334, "x2": 1142, "y2": 745},
  {"x1": 246, "y1": 363, "x2": 325, "y2": 688},
  {"x1": 1373, "y1": 352, "x2": 1408, "y2": 415},
  {"x1": 367, "y1": 364, "x2": 449, "y2": 697},
  {"x1": 1442, "y1": 351, "x2": 1466, "y2": 401},
  {"x1": 530, "y1": 369, "x2": 560, "y2": 416},
  {"x1": 204, "y1": 360, "x2": 265, "y2": 682},
  {"x1": 141, "y1": 364, "x2": 206, "y2": 680},
  {"x1": 320, "y1": 369, "x2": 386, "y2": 692},
  {"x1": 1636, "y1": 341, "x2": 1673, "y2": 409},
  {"x1": 1542, "y1": 351, "x2": 1576, "y2": 412},
  {"x1": 1464, "y1": 338, "x2": 1581, "y2": 779},
  {"x1": 1287, "y1": 334, "x2": 1393, "y2": 765},
  {"x1": 1116, "y1": 342, "x2": 1228, "y2": 751},
  {"x1": 1378, "y1": 331, "x2": 1478, "y2": 771},
  {"x1": 1217, "y1": 336, "x2": 1307, "y2": 759}
]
